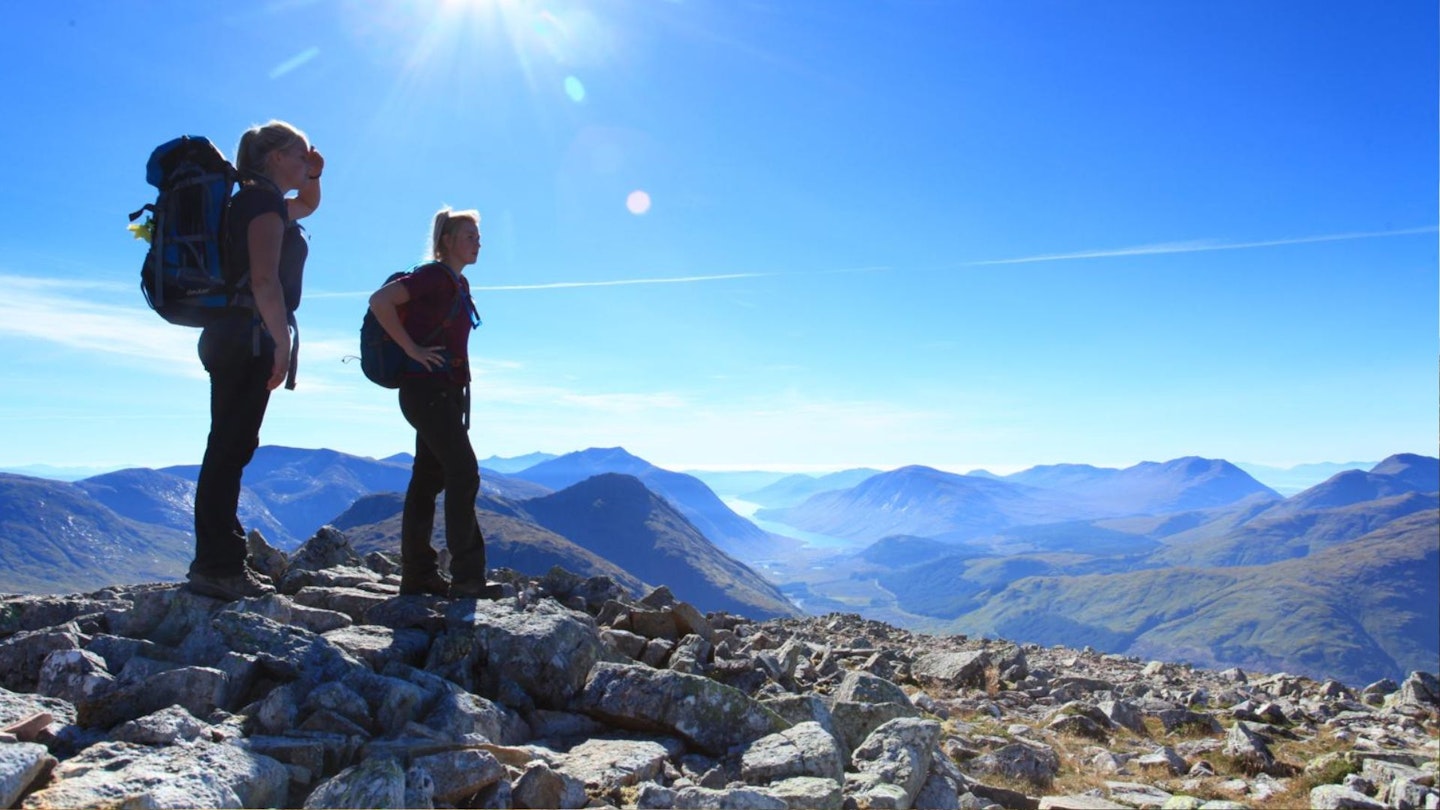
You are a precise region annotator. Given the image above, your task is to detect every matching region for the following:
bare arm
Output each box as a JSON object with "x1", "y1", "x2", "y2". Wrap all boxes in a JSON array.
[
  {"x1": 247, "y1": 212, "x2": 292, "y2": 390},
  {"x1": 369, "y1": 281, "x2": 445, "y2": 370},
  {"x1": 288, "y1": 148, "x2": 324, "y2": 220}
]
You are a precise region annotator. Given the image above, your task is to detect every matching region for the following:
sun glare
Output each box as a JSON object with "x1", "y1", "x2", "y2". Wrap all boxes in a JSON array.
[
  {"x1": 346, "y1": 0, "x2": 609, "y2": 106},
  {"x1": 339, "y1": 0, "x2": 605, "y2": 146},
  {"x1": 439, "y1": 0, "x2": 521, "y2": 12}
]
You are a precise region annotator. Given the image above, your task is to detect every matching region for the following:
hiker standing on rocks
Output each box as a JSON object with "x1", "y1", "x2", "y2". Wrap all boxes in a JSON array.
[
  {"x1": 188, "y1": 121, "x2": 323, "y2": 601},
  {"x1": 367, "y1": 207, "x2": 497, "y2": 599}
]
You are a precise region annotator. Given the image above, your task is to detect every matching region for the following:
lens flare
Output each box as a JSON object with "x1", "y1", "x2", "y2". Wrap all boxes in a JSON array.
[
  {"x1": 626, "y1": 190, "x2": 652, "y2": 215},
  {"x1": 564, "y1": 75, "x2": 586, "y2": 102}
]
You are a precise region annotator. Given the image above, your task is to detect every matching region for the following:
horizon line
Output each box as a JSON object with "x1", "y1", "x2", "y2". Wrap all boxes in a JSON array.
[{"x1": 2, "y1": 444, "x2": 1399, "y2": 480}]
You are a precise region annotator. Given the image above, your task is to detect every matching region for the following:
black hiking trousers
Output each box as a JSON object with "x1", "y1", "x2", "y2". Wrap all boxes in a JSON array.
[
  {"x1": 192, "y1": 323, "x2": 273, "y2": 577},
  {"x1": 398, "y1": 377, "x2": 486, "y2": 585}
]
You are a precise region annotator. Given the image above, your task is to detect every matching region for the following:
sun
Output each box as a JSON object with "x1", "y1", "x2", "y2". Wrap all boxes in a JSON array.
[
  {"x1": 340, "y1": 0, "x2": 618, "y2": 145},
  {"x1": 439, "y1": 0, "x2": 521, "y2": 9},
  {"x1": 350, "y1": 0, "x2": 597, "y2": 80}
]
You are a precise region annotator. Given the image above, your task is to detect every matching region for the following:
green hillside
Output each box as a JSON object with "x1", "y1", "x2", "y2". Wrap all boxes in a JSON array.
[
  {"x1": 0, "y1": 474, "x2": 191, "y2": 594},
  {"x1": 1149, "y1": 491, "x2": 1435, "y2": 567},
  {"x1": 950, "y1": 511, "x2": 1439, "y2": 685}
]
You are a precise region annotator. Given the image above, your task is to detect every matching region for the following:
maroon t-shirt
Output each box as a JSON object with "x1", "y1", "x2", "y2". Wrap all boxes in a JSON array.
[{"x1": 399, "y1": 262, "x2": 474, "y2": 385}]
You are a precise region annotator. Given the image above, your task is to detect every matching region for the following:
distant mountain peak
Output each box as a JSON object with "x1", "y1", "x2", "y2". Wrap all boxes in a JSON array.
[
  {"x1": 522, "y1": 473, "x2": 799, "y2": 619},
  {"x1": 528, "y1": 447, "x2": 653, "y2": 475},
  {"x1": 1371, "y1": 454, "x2": 1440, "y2": 492},
  {"x1": 1286, "y1": 456, "x2": 1440, "y2": 510},
  {"x1": 579, "y1": 446, "x2": 643, "y2": 460},
  {"x1": 886, "y1": 464, "x2": 950, "y2": 480},
  {"x1": 1027, "y1": 462, "x2": 1107, "y2": 473},
  {"x1": 556, "y1": 471, "x2": 658, "y2": 500},
  {"x1": 477, "y1": 451, "x2": 560, "y2": 474}
]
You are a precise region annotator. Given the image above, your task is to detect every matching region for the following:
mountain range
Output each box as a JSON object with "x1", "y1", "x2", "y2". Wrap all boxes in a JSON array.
[
  {"x1": 801, "y1": 453, "x2": 1439, "y2": 685},
  {"x1": 0, "y1": 447, "x2": 801, "y2": 620},
  {"x1": 324, "y1": 477, "x2": 797, "y2": 619},
  {"x1": 152, "y1": 446, "x2": 549, "y2": 549},
  {"x1": 1, "y1": 446, "x2": 1433, "y2": 684},
  {"x1": 757, "y1": 457, "x2": 1282, "y2": 545}
]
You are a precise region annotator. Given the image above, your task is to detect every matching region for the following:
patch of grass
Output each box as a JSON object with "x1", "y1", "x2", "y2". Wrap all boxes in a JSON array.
[
  {"x1": 1044, "y1": 732, "x2": 1116, "y2": 797},
  {"x1": 1042, "y1": 767, "x2": 1111, "y2": 798},
  {"x1": 1296, "y1": 753, "x2": 1360, "y2": 791},
  {"x1": 1190, "y1": 729, "x2": 1359, "y2": 808},
  {"x1": 615, "y1": 784, "x2": 643, "y2": 808},
  {"x1": 1142, "y1": 715, "x2": 1222, "y2": 741},
  {"x1": 1208, "y1": 751, "x2": 1255, "y2": 778},
  {"x1": 1252, "y1": 732, "x2": 1360, "y2": 807},
  {"x1": 969, "y1": 769, "x2": 1048, "y2": 795},
  {"x1": 952, "y1": 715, "x2": 1010, "y2": 739}
]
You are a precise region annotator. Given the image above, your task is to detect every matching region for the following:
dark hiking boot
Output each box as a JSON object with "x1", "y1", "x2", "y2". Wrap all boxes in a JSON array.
[
  {"x1": 400, "y1": 570, "x2": 451, "y2": 597},
  {"x1": 186, "y1": 568, "x2": 275, "y2": 601},
  {"x1": 450, "y1": 579, "x2": 507, "y2": 600}
]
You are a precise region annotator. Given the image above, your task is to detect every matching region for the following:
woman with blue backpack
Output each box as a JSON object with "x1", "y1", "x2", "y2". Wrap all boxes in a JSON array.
[
  {"x1": 367, "y1": 207, "x2": 496, "y2": 599},
  {"x1": 186, "y1": 120, "x2": 323, "y2": 601}
]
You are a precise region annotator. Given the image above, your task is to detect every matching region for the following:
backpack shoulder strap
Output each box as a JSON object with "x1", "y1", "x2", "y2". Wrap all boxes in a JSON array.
[{"x1": 424, "y1": 262, "x2": 471, "y2": 338}]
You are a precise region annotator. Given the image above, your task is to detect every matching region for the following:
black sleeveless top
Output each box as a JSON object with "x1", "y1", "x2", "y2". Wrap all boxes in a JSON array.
[
  {"x1": 199, "y1": 183, "x2": 308, "y2": 377},
  {"x1": 226, "y1": 183, "x2": 306, "y2": 312}
]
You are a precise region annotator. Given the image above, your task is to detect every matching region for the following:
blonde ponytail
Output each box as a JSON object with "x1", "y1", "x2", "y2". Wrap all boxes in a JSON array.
[{"x1": 235, "y1": 120, "x2": 307, "y2": 179}]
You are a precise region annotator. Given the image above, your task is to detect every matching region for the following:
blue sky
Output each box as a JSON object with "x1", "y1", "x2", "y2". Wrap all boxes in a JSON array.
[{"x1": 1, "y1": 0, "x2": 1435, "y2": 475}]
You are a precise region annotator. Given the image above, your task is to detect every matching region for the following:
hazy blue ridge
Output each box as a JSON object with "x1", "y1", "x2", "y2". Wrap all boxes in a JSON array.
[
  {"x1": 738, "y1": 468, "x2": 884, "y2": 509},
  {"x1": 759, "y1": 457, "x2": 1280, "y2": 546},
  {"x1": 681, "y1": 470, "x2": 793, "y2": 500},
  {"x1": 759, "y1": 465, "x2": 1107, "y2": 544},
  {"x1": 510, "y1": 447, "x2": 775, "y2": 559},
  {"x1": 479, "y1": 451, "x2": 560, "y2": 473},
  {"x1": 0, "y1": 463, "x2": 125, "y2": 482},
  {"x1": 1234, "y1": 460, "x2": 1378, "y2": 495}
]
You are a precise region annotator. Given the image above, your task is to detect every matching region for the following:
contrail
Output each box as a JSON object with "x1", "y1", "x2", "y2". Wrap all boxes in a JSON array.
[
  {"x1": 269, "y1": 46, "x2": 320, "y2": 80},
  {"x1": 307, "y1": 266, "x2": 887, "y2": 299},
  {"x1": 964, "y1": 225, "x2": 1437, "y2": 267},
  {"x1": 469, "y1": 265, "x2": 885, "y2": 291}
]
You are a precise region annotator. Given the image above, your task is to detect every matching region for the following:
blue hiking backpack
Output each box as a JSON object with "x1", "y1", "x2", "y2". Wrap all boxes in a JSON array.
[{"x1": 129, "y1": 136, "x2": 249, "y2": 327}]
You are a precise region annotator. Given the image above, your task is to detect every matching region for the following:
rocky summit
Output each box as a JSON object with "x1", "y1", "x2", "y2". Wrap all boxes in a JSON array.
[{"x1": 0, "y1": 526, "x2": 1435, "y2": 810}]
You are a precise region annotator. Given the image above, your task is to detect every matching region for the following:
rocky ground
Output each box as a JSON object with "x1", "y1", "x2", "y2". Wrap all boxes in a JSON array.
[{"x1": 0, "y1": 525, "x2": 1435, "y2": 809}]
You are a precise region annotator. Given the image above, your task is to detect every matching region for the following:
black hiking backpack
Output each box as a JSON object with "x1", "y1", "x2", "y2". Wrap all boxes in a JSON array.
[{"x1": 129, "y1": 136, "x2": 248, "y2": 327}]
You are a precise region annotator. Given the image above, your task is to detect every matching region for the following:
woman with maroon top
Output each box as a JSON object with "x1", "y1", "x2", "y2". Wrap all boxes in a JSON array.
[{"x1": 367, "y1": 208, "x2": 497, "y2": 598}]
